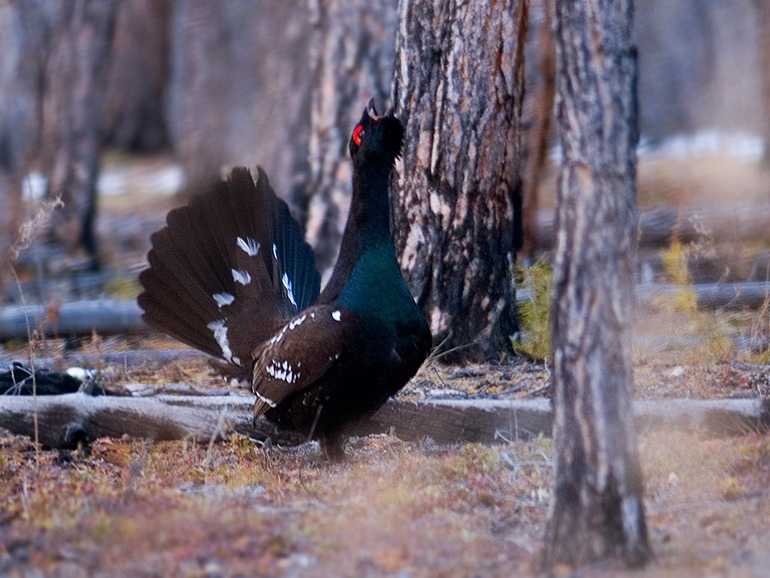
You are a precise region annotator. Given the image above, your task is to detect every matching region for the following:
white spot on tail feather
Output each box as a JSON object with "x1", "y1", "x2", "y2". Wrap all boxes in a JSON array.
[
  {"x1": 282, "y1": 273, "x2": 297, "y2": 307},
  {"x1": 237, "y1": 236, "x2": 260, "y2": 256},
  {"x1": 213, "y1": 292, "x2": 235, "y2": 308},
  {"x1": 232, "y1": 269, "x2": 251, "y2": 285},
  {"x1": 272, "y1": 244, "x2": 278, "y2": 259},
  {"x1": 206, "y1": 319, "x2": 241, "y2": 366},
  {"x1": 332, "y1": 310, "x2": 341, "y2": 322}
]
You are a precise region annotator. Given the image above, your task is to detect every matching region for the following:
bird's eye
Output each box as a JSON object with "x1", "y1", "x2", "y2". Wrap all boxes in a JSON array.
[{"x1": 352, "y1": 125, "x2": 364, "y2": 146}]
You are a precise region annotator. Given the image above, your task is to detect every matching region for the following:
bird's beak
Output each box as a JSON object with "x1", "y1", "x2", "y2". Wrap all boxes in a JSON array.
[{"x1": 366, "y1": 98, "x2": 380, "y2": 120}]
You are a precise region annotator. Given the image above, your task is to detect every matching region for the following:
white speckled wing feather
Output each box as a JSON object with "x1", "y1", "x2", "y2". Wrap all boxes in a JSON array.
[{"x1": 251, "y1": 305, "x2": 348, "y2": 417}]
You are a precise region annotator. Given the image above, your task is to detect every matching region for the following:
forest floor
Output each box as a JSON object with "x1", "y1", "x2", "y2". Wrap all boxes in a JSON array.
[
  {"x1": 2, "y1": 350, "x2": 770, "y2": 578},
  {"x1": 2, "y1": 150, "x2": 770, "y2": 577}
]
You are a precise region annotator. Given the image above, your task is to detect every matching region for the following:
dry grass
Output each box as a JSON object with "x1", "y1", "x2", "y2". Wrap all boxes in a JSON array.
[
  {"x1": 2, "y1": 423, "x2": 770, "y2": 577},
  {"x1": 0, "y1": 434, "x2": 552, "y2": 577}
]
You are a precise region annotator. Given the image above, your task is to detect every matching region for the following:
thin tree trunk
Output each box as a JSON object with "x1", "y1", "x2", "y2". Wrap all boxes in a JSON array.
[
  {"x1": 755, "y1": 0, "x2": 770, "y2": 167},
  {"x1": 0, "y1": 5, "x2": 28, "y2": 292},
  {"x1": 303, "y1": 0, "x2": 399, "y2": 279},
  {"x1": 167, "y1": 1, "x2": 232, "y2": 195},
  {"x1": 18, "y1": 0, "x2": 119, "y2": 268},
  {"x1": 103, "y1": 0, "x2": 170, "y2": 152},
  {"x1": 542, "y1": 0, "x2": 651, "y2": 570},
  {"x1": 392, "y1": 0, "x2": 528, "y2": 361}
]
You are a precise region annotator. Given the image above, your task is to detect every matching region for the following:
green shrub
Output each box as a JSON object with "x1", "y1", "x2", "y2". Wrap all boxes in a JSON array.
[{"x1": 512, "y1": 259, "x2": 552, "y2": 361}]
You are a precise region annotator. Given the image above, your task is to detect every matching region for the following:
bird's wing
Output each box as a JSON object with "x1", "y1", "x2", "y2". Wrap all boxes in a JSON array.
[{"x1": 251, "y1": 304, "x2": 349, "y2": 417}]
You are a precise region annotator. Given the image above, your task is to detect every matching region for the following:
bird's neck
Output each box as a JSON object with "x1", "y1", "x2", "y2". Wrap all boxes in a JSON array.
[{"x1": 319, "y1": 161, "x2": 397, "y2": 301}]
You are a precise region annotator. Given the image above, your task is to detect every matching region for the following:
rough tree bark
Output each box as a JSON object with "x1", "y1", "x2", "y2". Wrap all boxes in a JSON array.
[
  {"x1": 541, "y1": 0, "x2": 651, "y2": 570},
  {"x1": 17, "y1": 0, "x2": 119, "y2": 268},
  {"x1": 392, "y1": 0, "x2": 528, "y2": 360},
  {"x1": 520, "y1": 0, "x2": 555, "y2": 261},
  {"x1": 303, "y1": 0, "x2": 399, "y2": 278}
]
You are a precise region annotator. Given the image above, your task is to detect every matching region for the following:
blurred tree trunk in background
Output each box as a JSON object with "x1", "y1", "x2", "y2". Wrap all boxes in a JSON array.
[
  {"x1": 0, "y1": 6, "x2": 29, "y2": 291},
  {"x1": 755, "y1": 0, "x2": 770, "y2": 167},
  {"x1": 168, "y1": 0, "x2": 310, "y2": 206},
  {"x1": 167, "y1": 1, "x2": 229, "y2": 193},
  {"x1": 519, "y1": 0, "x2": 555, "y2": 262},
  {"x1": 17, "y1": 0, "x2": 119, "y2": 269},
  {"x1": 103, "y1": 0, "x2": 170, "y2": 152},
  {"x1": 541, "y1": 0, "x2": 651, "y2": 570},
  {"x1": 392, "y1": 0, "x2": 527, "y2": 361},
  {"x1": 303, "y1": 0, "x2": 399, "y2": 278}
]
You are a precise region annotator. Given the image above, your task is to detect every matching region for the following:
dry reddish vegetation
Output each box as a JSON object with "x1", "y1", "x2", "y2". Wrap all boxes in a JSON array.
[
  {"x1": 1, "y1": 433, "x2": 550, "y2": 577},
  {"x1": 2, "y1": 331, "x2": 770, "y2": 578},
  {"x1": 3, "y1": 416, "x2": 770, "y2": 577},
  {"x1": 2, "y1": 154, "x2": 770, "y2": 576}
]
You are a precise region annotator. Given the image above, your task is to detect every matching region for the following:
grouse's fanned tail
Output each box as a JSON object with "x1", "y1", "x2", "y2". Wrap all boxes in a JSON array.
[{"x1": 138, "y1": 167, "x2": 320, "y2": 375}]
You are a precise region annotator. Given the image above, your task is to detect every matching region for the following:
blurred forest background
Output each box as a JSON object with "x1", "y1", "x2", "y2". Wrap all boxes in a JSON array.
[{"x1": 0, "y1": 0, "x2": 768, "y2": 347}]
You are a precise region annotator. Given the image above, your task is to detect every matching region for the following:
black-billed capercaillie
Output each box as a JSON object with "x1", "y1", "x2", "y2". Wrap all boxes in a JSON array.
[{"x1": 138, "y1": 101, "x2": 432, "y2": 459}]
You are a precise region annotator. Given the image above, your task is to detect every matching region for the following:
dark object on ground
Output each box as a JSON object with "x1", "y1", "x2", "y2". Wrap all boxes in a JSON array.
[
  {"x1": 0, "y1": 362, "x2": 99, "y2": 396},
  {"x1": 138, "y1": 101, "x2": 431, "y2": 460}
]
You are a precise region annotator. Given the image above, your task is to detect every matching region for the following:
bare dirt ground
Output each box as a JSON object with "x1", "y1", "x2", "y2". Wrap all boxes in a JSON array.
[{"x1": 2, "y1": 151, "x2": 770, "y2": 577}]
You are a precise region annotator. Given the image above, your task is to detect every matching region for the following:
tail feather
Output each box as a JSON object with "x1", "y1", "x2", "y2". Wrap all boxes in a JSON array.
[
  {"x1": 264, "y1": 167, "x2": 320, "y2": 311},
  {"x1": 139, "y1": 167, "x2": 320, "y2": 375},
  {"x1": 137, "y1": 284, "x2": 219, "y2": 355}
]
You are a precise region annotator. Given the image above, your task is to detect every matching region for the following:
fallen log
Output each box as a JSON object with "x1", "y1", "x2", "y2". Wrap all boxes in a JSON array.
[
  {"x1": 0, "y1": 349, "x2": 207, "y2": 370},
  {"x1": 0, "y1": 300, "x2": 148, "y2": 340},
  {"x1": 1, "y1": 392, "x2": 768, "y2": 449},
  {"x1": 518, "y1": 282, "x2": 770, "y2": 311},
  {"x1": 636, "y1": 281, "x2": 770, "y2": 310},
  {"x1": 537, "y1": 203, "x2": 770, "y2": 249},
  {"x1": 3, "y1": 281, "x2": 767, "y2": 342}
]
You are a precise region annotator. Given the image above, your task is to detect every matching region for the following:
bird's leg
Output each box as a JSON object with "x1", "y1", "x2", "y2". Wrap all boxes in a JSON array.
[{"x1": 319, "y1": 431, "x2": 346, "y2": 462}]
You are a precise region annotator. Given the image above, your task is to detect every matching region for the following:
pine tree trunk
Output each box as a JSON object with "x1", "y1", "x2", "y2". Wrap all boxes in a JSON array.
[
  {"x1": 303, "y1": 0, "x2": 399, "y2": 278},
  {"x1": 541, "y1": 0, "x2": 651, "y2": 570},
  {"x1": 392, "y1": 0, "x2": 528, "y2": 361},
  {"x1": 18, "y1": 0, "x2": 119, "y2": 267},
  {"x1": 520, "y1": 0, "x2": 555, "y2": 261}
]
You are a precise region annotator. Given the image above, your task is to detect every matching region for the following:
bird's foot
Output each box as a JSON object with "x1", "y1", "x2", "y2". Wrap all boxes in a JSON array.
[{"x1": 319, "y1": 434, "x2": 346, "y2": 462}]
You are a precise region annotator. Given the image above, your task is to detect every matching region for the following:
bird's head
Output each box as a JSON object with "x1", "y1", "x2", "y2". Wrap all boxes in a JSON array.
[{"x1": 348, "y1": 99, "x2": 404, "y2": 167}]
